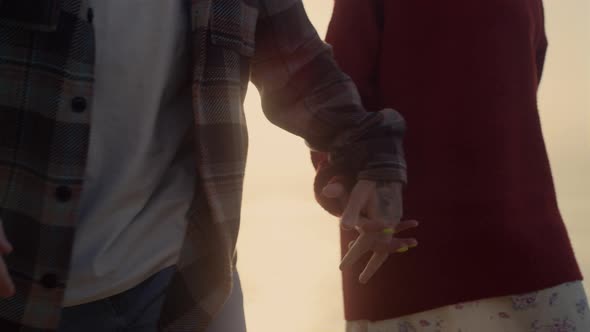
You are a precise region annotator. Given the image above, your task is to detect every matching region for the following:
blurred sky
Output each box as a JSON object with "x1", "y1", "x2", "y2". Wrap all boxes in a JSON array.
[{"x1": 237, "y1": 1, "x2": 590, "y2": 331}]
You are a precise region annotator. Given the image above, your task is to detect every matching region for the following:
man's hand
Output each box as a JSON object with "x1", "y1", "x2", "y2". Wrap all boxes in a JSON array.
[
  {"x1": 0, "y1": 220, "x2": 15, "y2": 298},
  {"x1": 322, "y1": 181, "x2": 418, "y2": 284}
]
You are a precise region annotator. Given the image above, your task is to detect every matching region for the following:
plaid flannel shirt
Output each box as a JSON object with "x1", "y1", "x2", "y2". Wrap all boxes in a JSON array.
[{"x1": 0, "y1": 0, "x2": 406, "y2": 330}]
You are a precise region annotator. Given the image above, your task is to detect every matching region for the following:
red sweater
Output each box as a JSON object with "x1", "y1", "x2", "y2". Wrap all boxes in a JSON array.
[{"x1": 316, "y1": 0, "x2": 583, "y2": 321}]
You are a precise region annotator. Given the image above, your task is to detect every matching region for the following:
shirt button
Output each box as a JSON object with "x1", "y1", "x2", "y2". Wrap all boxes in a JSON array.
[
  {"x1": 55, "y1": 186, "x2": 72, "y2": 202},
  {"x1": 40, "y1": 273, "x2": 58, "y2": 289},
  {"x1": 71, "y1": 97, "x2": 87, "y2": 113}
]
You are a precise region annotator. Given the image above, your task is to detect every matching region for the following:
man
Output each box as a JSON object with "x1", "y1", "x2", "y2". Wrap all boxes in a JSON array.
[{"x1": 0, "y1": 0, "x2": 412, "y2": 331}]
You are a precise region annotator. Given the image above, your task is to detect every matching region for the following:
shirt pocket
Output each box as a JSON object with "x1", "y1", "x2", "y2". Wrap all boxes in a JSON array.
[
  {"x1": 0, "y1": 0, "x2": 60, "y2": 32},
  {"x1": 209, "y1": 0, "x2": 259, "y2": 57}
]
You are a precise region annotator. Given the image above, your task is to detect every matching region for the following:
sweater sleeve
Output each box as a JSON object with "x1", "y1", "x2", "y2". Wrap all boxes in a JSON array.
[{"x1": 311, "y1": 0, "x2": 389, "y2": 216}]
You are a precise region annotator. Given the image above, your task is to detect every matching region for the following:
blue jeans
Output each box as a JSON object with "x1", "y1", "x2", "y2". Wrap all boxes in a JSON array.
[{"x1": 58, "y1": 266, "x2": 247, "y2": 332}]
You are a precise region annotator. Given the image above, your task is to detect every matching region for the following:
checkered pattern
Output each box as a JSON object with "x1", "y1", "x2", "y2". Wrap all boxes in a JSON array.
[{"x1": 0, "y1": 0, "x2": 406, "y2": 331}]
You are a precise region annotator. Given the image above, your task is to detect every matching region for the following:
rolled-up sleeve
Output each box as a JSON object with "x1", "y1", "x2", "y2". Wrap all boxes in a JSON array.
[{"x1": 251, "y1": 0, "x2": 407, "y2": 185}]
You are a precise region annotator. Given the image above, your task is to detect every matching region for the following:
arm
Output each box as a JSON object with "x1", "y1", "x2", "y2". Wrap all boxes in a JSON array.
[
  {"x1": 310, "y1": 0, "x2": 388, "y2": 216},
  {"x1": 251, "y1": 0, "x2": 416, "y2": 283},
  {"x1": 251, "y1": 0, "x2": 406, "y2": 206}
]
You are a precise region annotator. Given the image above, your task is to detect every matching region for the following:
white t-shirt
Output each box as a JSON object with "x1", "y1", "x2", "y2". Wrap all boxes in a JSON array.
[{"x1": 63, "y1": 0, "x2": 194, "y2": 306}]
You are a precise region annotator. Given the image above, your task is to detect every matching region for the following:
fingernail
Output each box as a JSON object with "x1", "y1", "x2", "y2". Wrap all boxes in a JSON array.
[
  {"x1": 409, "y1": 243, "x2": 418, "y2": 248},
  {"x1": 340, "y1": 222, "x2": 353, "y2": 231},
  {"x1": 382, "y1": 228, "x2": 395, "y2": 235},
  {"x1": 321, "y1": 188, "x2": 333, "y2": 198},
  {"x1": 396, "y1": 247, "x2": 409, "y2": 253}
]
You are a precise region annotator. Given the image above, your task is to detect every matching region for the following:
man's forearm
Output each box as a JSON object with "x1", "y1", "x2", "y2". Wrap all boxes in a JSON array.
[{"x1": 252, "y1": 0, "x2": 406, "y2": 185}]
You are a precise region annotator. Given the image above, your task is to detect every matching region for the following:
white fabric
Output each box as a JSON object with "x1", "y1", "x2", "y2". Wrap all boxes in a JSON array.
[
  {"x1": 347, "y1": 281, "x2": 590, "y2": 332},
  {"x1": 64, "y1": 0, "x2": 194, "y2": 306}
]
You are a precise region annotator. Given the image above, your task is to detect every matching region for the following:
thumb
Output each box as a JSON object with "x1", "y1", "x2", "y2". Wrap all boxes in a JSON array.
[{"x1": 322, "y1": 182, "x2": 345, "y2": 199}]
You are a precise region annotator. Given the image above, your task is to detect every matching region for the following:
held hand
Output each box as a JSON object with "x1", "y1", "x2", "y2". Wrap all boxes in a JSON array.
[
  {"x1": 322, "y1": 181, "x2": 418, "y2": 284},
  {"x1": 0, "y1": 220, "x2": 15, "y2": 298},
  {"x1": 341, "y1": 219, "x2": 418, "y2": 284}
]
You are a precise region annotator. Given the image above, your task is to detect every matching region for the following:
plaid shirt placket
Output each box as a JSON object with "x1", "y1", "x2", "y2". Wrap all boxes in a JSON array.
[
  {"x1": 0, "y1": 0, "x2": 406, "y2": 331},
  {"x1": 0, "y1": 0, "x2": 95, "y2": 330}
]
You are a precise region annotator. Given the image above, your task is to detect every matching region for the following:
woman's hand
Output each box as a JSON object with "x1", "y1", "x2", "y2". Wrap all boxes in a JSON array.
[
  {"x1": 322, "y1": 181, "x2": 418, "y2": 283},
  {"x1": 0, "y1": 219, "x2": 15, "y2": 297},
  {"x1": 341, "y1": 218, "x2": 418, "y2": 284}
]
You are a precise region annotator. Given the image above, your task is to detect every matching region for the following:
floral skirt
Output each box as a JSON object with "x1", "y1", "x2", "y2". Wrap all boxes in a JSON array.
[{"x1": 347, "y1": 282, "x2": 589, "y2": 332}]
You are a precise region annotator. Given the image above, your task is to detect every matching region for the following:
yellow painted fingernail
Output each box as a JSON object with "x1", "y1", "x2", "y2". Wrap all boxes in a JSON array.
[
  {"x1": 382, "y1": 228, "x2": 395, "y2": 235},
  {"x1": 396, "y1": 247, "x2": 409, "y2": 253},
  {"x1": 409, "y1": 243, "x2": 418, "y2": 248}
]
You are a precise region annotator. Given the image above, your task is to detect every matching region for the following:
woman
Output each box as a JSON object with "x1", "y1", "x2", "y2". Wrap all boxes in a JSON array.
[{"x1": 313, "y1": 0, "x2": 589, "y2": 330}]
